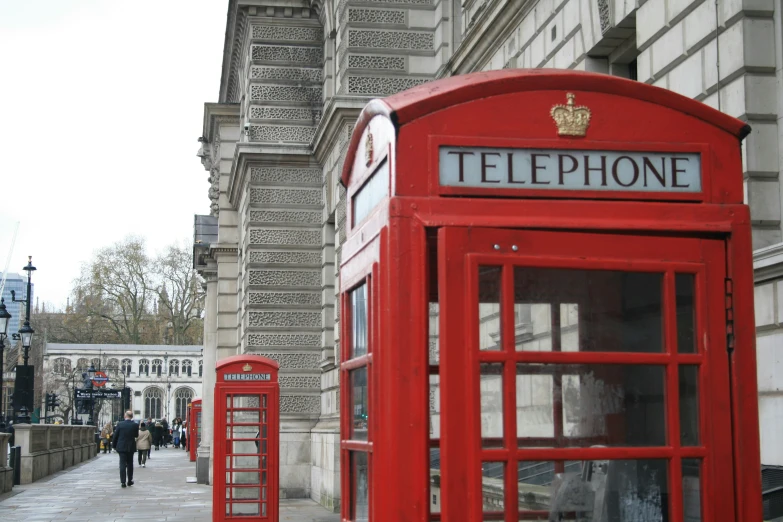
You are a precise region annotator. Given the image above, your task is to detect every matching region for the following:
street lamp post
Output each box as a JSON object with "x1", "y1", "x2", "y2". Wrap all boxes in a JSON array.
[
  {"x1": 87, "y1": 363, "x2": 96, "y2": 425},
  {"x1": 10, "y1": 257, "x2": 36, "y2": 424},
  {"x1": 11, "y1": 256, "x2": 36, "y2": 366},
  {"x1": 0, "y1": 298, "x2": 12, "y2": 431}
]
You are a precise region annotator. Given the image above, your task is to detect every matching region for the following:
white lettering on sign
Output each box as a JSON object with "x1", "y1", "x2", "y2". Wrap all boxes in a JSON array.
[
  {"x1": 224, "y1": 373, "x2": 272, "y2": 381},
  {"x1": 439, "y1": 147, "x2": 701, "y2": 193}
]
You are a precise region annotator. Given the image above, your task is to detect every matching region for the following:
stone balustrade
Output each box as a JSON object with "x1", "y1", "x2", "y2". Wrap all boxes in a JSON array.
[
  {"x1": 13, "y1": 424, "x2": 97, "y2": 484},
  {"x1": 0, "y1": 432, "x2": 12, "y2": 493}
]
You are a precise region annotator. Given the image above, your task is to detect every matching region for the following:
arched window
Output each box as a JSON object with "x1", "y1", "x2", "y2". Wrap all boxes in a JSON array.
[
  {"x1": 152, "y1": 359, "x2": 163, "y2": 377},
  {"x1": 106, "y1": 358, "x2": 120, "y2": 376},
  {"x1": 169, "y1": 359, "x2": 180, "y2": 376},
  {"x1": 52, "y1": 357, "x2": 71, "y2": 375},
  {"x1": 139, "y1": 359, "x2": 150, "y2": 376},
  {"x1": 76, "y1": 358, "x2": 89, "y2": 371},
  {"x1": 121, "y1": 359, "x2": 132, "y2": 376},
  {"x1": 91, "y1": 358, "x2": 101, "y2": 370},
  {"x1": 174, "y1": 387, "x2": 194, "y2": 419},
  {"x1": 144, "y1": 387, "x2": 163, "y2": 419},
  {"x1": 199, "y1": 360, "x2": 203, "y2": 377},
  {"x1": 182, "y1": 359, "x2": 193, "y2": 377}
]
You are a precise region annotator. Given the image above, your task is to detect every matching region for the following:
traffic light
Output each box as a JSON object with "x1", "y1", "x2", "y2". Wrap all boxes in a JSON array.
[{"x1": 50, "y1": 393, "x2": 61, "y2": 411}]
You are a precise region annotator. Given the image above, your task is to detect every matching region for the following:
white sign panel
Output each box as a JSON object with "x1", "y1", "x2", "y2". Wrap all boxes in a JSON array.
[
  {"x1": 224, "y1": 373, "x2": 272, "y2": 381},
  {"x1": 439, "y1": 147, "x2": 701, "y2": 193}
]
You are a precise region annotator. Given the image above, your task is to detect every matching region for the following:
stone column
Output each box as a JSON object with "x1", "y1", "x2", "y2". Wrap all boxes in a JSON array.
[{"x1": 198, "y1": 273, "x2": 218, "y2": 485}]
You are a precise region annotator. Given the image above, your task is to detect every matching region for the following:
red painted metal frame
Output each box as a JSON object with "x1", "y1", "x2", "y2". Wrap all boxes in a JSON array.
[
  {"x1": 213, "y1": 355, "x2": 280, "y2": 522},
  {"x1": 337, "y1": 70, "x2": 761, "y2": 522},
  {"x1": 189, "y1": 397, "x2": 201, "y2": 462}
]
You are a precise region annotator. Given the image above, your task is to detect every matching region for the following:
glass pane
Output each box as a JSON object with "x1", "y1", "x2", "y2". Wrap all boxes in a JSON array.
[
  {"x1": 229, "y1": 487, "x2": 260, "y2": 500},
  {"x1": 351, "y1": 367, "x2": 369, "y2": 440},
  {"x1": 232, "y1": 395, "x2": 260, "y2": 408},
  {"x1": 517, "y1": 364, "x2": 666, "y2": 447},
  {"x1": 352, "y1": 452, "x2": 369, "y2": 522},
  {"x1": 262, "y1": 486, "x2": 266, "y2": 500},
  {"x1": 262, "y1": 395, "x2": 267, "y2": 408},
  {"x1": 677, "y1": 274, "x2": 697, "y2": 353},
  {"x1": 232, "y1": 410, "x2": 260, "y2": 424},
  {"x1": 680, "y1": 365, "x2": 699, "y2": 446},
  {"x1": 262, "y1": 471, "x2": 267, "y2": 485},
  {"x1": 351, "y1": 284, "x2": 368, "y2": 358},
  {"x1": 430, "y1": 448, "x2": 441, "y2": 514},
  {"x1": 233, "y1": 503, "x2": 260, "y2": 516},
  {"x1": 480, "y1": 363, "x2": 504, "y2": 448},
  {"x1": 513, "y1": 267, "x2": 663, "y2": 353},
  {"x1": 682, "y1": 459, "x2": 702, "y2": 521},
  {"x1": 261, "y1": 439, "x2": 267, "y2": 454},
  {"x1": 227, "y1": 456, "x2": 260, "y2": 469},
  {"x1": 524, "y1": 460, "x2": 669, "y2": 520},
  {"x1": 481, "y1": 462, "x2": 504, "y2": 514},
  {"x1": 262, "y1": 503, "x2": 267, "y2": 516},
  {"x1": 232, "y1": 472, "x2": 260, "y2": 485},
  {"x1": 429, "y1": 301, "x2": 440, "y2": 364},
  {"x1": 478, "y1": 267, "x2": 502, "y2": 351},
  {"x1": 429, "y1": 374, "x2": 440, "y2": 439}
]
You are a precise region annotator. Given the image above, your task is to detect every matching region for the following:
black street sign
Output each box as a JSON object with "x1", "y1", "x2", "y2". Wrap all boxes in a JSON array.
[{"x1": 75, "y1": 389, "x2": 122, "y2": 399}]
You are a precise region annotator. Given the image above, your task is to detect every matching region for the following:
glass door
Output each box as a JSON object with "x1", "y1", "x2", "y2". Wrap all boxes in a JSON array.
[
  {"x1": 437, "y1": 227, "x2": 734, "y2": 522},
  {"x1": 222, "y1": 391, "x2": 275, "y2": 519}
]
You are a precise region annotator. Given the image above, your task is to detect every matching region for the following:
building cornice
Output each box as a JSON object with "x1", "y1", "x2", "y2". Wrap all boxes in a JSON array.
[
  {"x1": 312, "y1": 97, "x2": 366, "y2": 163},
  {"x1": 754, "y1": 242, "x2": 783, "y2": 283},
  {"x1": 202, "y1": 103, "x2": 241, "y2": 144},
  {"x1": 445, "y1": 0, "x2": 535, "y2": 76},
  {"x1": 228, "y1": 144, "x2": 316, "y2": 207}
]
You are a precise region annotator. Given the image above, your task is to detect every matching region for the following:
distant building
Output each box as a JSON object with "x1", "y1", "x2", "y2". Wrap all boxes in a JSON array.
[
  {"x1": 43, "y1": 343, "x2": 203, "y2": 426},
  {"x1": 1, "y1": 272, "x2": 33, "y2": 337}
]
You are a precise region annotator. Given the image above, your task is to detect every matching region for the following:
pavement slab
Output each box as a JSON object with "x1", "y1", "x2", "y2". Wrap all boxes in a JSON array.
[{"x1": 0, "y1": 446, "x2": 339, "y2": 522}]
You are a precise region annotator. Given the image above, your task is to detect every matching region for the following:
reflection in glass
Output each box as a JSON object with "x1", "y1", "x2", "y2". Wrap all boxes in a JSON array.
[
  {"x1": 527, "y1": 459, "x2": 669, "y2": 520},
  {"x1": 231, "y1": 472, "x2": 260, "y2": 485},
  {"x1": 429, "y1": 302, "x2": 440, "y2": 364},
  {"x1": 680, "y1": 365, "x2": 699, "y2": 446},
  {"x1": 232, "y1": 394, "x2": 261, "y2": 408},
  {"x1": 228, "y1": 487, "x2": 260, "y2": 500},
  {"x1": 513, "y1": 267, "x2": 663, "y2": 353},
  {"x1": 430, "y1": 448, "x2": 441, "y2": 514},
  {"x1": 682, "y1": 459, "x2": 702, "y2": 521},
  {"x1": 352, "y1": 452, "x2": 369, "y2": 522},
  {"x1": 231, "y1": 410, "x2": 259, "y2": 424},
  {"x1": 429, "y1": 374, "x2": 440, "y2": 439},
  {"x1": 351, "y1": 367, "x2": 369, "y2": 440},
  {"x1": 232, "y1": 503, "x2": 260, "y2": 516},
  {"x1": 517, "y1": 364, "x2": 666, "y2": 447},
  {"x1": 677, "y1": 274, "x2": 697, "y2": 353},
  {"x1": 481, "y1": 461, "x2": 504, "y2": 514},
  {"x1": 351, "y1": 284, "x2": 368, "y2": 358},
  {"x1": 480, "y1": 363, "x2": 504, "y2": 448},
  {"x1": 227, "y1": 456, "x2": 260, "y2": 470},
  {"x1": 478, "y1": 267, "x2": 502, "y2": 351}
]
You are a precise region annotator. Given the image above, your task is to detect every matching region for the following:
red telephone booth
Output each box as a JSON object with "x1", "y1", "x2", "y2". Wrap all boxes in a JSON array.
[
  {"x1": 338, "y1": 70, "x2": 762, "y2": 522},
  {"x1": 188, "y1": 397, "x2": 201, "y2": 462},
  {"x1": 214, "y1": 355, "x2": 279, "y2": 522}
]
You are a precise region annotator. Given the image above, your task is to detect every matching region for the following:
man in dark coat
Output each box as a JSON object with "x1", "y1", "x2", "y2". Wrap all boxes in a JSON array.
[{"x1": 112, "y1": 410, "x2": 139, "y2": 487}]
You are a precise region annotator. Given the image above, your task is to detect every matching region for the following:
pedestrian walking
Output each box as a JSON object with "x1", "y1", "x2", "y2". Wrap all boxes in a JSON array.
[
  {"x1": 112, "y1": 410, "x2": 139, "y2": 488},
  {"x1": 100, "y1": 422, "x2": 113, "y2": 454},
  {"x1": 136, "y1": 422, "x2": 152, "y2": 467},
  {"x1": 153, "y1": 420, "x2": 164, "y2": 450},
  {"x1": 181, "y1": 420, "x2": 187, "y2": 451}
]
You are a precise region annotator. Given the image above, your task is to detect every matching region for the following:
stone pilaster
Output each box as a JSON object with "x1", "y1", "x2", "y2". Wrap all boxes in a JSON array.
[{"x1": 198, "y1": 272, "x2": 218, "y2": 485}]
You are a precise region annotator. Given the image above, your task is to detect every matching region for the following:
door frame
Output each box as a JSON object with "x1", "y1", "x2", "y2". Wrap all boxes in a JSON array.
[{"x1": 437, "y1": 226, "x2": 733, "y2": 522}]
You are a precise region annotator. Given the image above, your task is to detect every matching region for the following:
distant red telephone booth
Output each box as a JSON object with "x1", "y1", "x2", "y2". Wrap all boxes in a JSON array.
[
  {"x1": 338, "y1": 70, "x2": 762, "y2": 521},
  {"x1": 188, "y1": 397, "x2": 201, "y2": 462},
  {"x1": 214, "y1": 355, "x2": 279, "y2": 522}
]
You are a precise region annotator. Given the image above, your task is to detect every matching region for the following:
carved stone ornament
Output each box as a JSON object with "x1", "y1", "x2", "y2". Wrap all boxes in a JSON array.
[
  {"x1": 365, "y1": 129, "x2": 374, "y2": 166},
  {"x1": 550, "y1": 93, "x2": 591, "y2": 137}
]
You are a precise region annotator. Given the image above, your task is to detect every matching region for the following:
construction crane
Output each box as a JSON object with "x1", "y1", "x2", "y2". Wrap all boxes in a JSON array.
[{"x1": 0, "y1": 222, "x2": 20, "y2": 297}]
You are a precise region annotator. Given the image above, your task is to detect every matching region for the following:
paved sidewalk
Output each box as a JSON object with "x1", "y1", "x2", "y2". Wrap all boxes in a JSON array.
[{"x1": 0, "y1": 446, "x2": 339, "y2": 522}]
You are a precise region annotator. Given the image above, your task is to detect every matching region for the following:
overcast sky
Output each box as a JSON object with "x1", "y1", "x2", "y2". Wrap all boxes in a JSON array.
[{"x1": 0, "y1": 0, "x2": 227, "y2": 309}]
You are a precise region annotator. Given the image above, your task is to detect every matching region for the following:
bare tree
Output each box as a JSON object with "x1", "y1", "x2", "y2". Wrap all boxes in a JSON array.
[
  {"x1": 74, "y1": 236, "x2": 153, "y2": 344},
  {"x1": 155, "y1": 241, "x2": 205, "y2": 345}
]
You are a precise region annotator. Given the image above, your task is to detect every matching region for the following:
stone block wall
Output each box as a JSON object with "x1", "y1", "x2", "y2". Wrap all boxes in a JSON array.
[{"x1": 15, "y1": 424, "x2": 97, "y2": 484}]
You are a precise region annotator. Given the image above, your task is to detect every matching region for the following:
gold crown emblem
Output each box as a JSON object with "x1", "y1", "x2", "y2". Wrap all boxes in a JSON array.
[
  {"x1": 242, "y1": 363, "x2": 253, "y2": 372},
  {"x1": 550, "y1": 93, "x2": 591, "y2": 137}
]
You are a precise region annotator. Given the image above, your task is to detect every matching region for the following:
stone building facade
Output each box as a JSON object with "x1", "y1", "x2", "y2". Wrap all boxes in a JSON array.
[
  {"x1": 43, "y1": 344, "x2": 203, "y2": 426},
  {"x1": 195, "y1": 0, "x2": 783, "y2": 510}
]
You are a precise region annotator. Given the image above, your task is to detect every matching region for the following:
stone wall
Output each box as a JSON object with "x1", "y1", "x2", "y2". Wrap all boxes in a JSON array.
[{"x1": 14, "y1": 424, "x2": 97, "y2": 484}]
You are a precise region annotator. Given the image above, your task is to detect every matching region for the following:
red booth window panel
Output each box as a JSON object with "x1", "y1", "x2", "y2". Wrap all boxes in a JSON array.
[{"x1": 344, "y1": 281, "x2": 372, "y2": 522}]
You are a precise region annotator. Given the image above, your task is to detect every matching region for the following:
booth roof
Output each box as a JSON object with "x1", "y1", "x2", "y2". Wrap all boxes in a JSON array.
[{"x1": 341, "y1": 69, "x2": 751, "y2": 187}]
